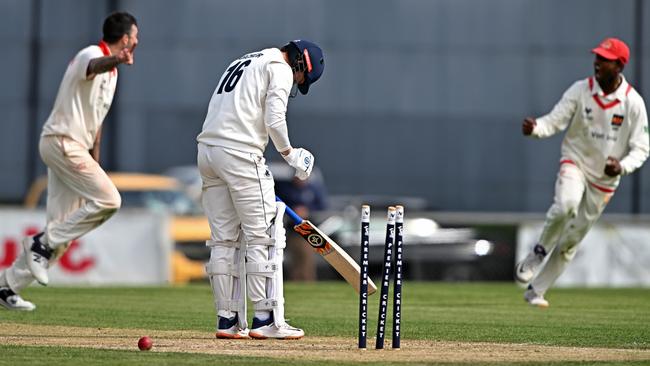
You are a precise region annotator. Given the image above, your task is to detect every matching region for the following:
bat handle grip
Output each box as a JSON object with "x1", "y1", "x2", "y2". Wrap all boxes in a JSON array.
[{"x1": 276, "y1": 196, "x2": 303, "y2": 225}]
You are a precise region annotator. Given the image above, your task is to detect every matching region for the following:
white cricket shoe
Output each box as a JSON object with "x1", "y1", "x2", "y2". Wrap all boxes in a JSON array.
[
  {"x1": 249, "y1": 315, "x2": 304, "y2": 340},
  {"x1": 515, "y1": 244, "x2": 547, "y2": 284},
  {"x1": 22, "y1": 233, "x2": 53, "y2": 286},
  {"x1": 216, "y1": 315, "x2": 250, "y2": 339},
  {"x1": 524, "y1": 285, "x2": 549, "y2": 308},
  {"x1": 0, "y1": 287, "x2": 36, "y2": 311}
]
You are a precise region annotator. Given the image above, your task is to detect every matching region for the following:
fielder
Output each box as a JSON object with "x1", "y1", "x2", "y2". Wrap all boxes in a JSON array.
[
  {"x1": 515, "y1": 38, "x2": 649, "y2": 307},
  {"x1": 0, "y1": 12, "x2": 138, "y2": 311},
  {"x1": 197, "y1": 40, "x2": 324, "y2": 339}
]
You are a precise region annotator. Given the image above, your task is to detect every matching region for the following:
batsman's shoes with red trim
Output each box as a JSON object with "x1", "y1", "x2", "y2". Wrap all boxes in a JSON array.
[
  {"x1": 216, "y1": 315, "x2": 250, "y2": 339},
  {"x1": 515, "y1": 244, "x2": 547, "y2": 284},
  {"x1": 249, "y1": 315, "x2": 304, "y2": 340},
  {"x1": 22, "y1": 233, "x2": 53, "y2": 286},
  {"x1": 0, "y1": 287, "x2": 36, "y2": 311},
  {"x1": 524, "y1": 285, "x2": 549, "y2": 308}
]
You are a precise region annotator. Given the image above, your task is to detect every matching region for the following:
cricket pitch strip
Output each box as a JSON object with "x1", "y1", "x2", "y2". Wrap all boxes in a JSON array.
[{"x1": 1, "y1": 322, "x2": 649, "y2": 363}]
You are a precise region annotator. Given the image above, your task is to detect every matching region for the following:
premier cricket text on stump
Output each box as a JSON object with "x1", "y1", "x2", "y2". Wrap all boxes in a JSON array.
[{"x1": 358, "y1": 205, "x2": 404, "y2": 350}]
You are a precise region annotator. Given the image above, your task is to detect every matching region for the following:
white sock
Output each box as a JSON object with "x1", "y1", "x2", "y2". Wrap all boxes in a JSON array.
[
  {"x1": 255, "y1": 311, "x2": 271, "y2": 321},
  {"x1": 217, "y1": 310, "x2": 235, "y2": 319}
]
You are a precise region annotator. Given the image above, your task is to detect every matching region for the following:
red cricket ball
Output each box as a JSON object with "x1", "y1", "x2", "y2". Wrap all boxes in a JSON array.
[{"x1": 138, "y1": 336, "x2": 153, "y2": 351}]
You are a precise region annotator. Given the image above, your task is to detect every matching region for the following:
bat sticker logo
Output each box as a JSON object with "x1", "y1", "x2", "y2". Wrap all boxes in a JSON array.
[{"x1": 307, "y1": 234, "x2": 325, "y2": 248}]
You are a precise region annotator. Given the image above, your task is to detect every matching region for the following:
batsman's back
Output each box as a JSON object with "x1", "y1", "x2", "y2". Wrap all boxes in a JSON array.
[{"x1": 197, "y1": 48, "x2": 294, "y2": 155}]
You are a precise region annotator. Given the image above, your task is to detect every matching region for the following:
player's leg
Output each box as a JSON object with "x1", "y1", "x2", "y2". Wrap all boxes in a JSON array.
[
  {"x1": 198, "y1": 143, "x2": 249, "y2": 338},
  {"x1": 538, "y1": 164, "x2": 587, "y2": 250},
  {"x1": 0, "y1": 286, "x2": 35, "y2": 311},
  {"x1": 22, "y1": 136, "x2": 121, "y2": 285},
  {"x1": 44, "y1": 166, "x2": 81, "y2": 261},
  {"x1": 515, "y1": 163, "x2": 586, "y2": 283},
  {"x1": 41, "y1": 136, "x2": 121, "y2": 245},
  {"x1": 216, "y1": 147, "x2": 303, "y2": 339},
  {"x1": 0, "y1": 170, "x2": 80, "y2": 309},
  {"x1": 0, "y1": 249, "x2": 37, "y2": 311},
  {"x1": 247, "y1": 201, "x2": 303, "y2": 339},
  {"x1": 530, "y1": 184, "x2": 612, "y2": 300}
]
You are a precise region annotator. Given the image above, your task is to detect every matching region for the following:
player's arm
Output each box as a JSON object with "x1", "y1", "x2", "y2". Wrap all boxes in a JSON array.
[
  {"x1": 86, "y1": 47, "x2": 134, "y2": 79},
  {"x1": 617, "y1": 100, "x2": 650, "y2": 175},
  {"x1": 264, "y1": 62, "x2": 315, "y2": 179},
  {"x1": 526, "y1": 81, "x2": 581, "y2": 138},
  {"x1": 264, "y1": 62, "x2": 293, "y2": 154},
  {"x1": 89, "y1": 126, "x2": 102, "y2": 163}
]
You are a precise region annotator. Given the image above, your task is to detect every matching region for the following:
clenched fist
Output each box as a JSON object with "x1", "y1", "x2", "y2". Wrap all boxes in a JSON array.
[
  {"x1": 604, "y1": 156, "x2": 622, "y2": 177},
  {"x1": 522, "y1": 117, "x2": 536, "y2": 136},
  {"x1": 116, "y1": 45, "x2": 135, "y2": 65}
]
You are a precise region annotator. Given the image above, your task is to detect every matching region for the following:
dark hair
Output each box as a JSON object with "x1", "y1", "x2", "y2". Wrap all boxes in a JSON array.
[{"x1": 102, "y1": 12, "x2": 137, "y2": 43}]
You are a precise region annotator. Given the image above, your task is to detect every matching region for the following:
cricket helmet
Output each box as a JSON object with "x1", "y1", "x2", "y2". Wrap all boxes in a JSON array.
[{"x1": 285, "y1": 39, "x2": 324, "y2": 94}]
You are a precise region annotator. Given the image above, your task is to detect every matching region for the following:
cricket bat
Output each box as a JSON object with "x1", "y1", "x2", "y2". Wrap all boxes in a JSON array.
[{"x1": 277, "y1": 197, "x2": 377, "y2": 295}]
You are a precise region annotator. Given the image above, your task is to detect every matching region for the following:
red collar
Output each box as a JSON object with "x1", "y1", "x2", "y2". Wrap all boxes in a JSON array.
[
  {"x1": 588, "y1": 77, "x2": 623, "y2": 110},
  {"x1": 99, "y1": 40, "x2": 111, "y2": 56},
  {"x1": 98, "y1": 40, "x2": 117, "y2": 76}
]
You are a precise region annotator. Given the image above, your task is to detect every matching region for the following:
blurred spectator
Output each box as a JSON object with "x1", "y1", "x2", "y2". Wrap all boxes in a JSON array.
[{"x1": 273, "y1": 163, "x2": 328, "y2": 281}]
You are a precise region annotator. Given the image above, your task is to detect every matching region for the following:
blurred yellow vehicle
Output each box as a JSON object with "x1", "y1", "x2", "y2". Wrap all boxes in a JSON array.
[{"x1": 24, "y1": 173, "x2": 209, "y2": 284}]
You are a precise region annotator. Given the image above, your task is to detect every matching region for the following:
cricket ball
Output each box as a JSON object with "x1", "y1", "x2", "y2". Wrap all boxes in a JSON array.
[{"x1": 138, "y1": 336, "x2": 153, "y2": 351}]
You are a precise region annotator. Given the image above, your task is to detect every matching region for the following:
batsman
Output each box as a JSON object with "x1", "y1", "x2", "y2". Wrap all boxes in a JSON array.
[{"x1": 196, "y1": 40, "x2": 324, "y2": 339}]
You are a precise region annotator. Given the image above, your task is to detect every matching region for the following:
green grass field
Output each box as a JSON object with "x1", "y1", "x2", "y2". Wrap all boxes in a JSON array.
[{"x1": 1, "y1": 282, "x2": 649, "y2": 365}]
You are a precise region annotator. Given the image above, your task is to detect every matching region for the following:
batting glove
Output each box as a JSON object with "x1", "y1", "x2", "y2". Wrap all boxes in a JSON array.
[{"x1": 283, "y1": 148, "x2": 314, "y2": 180}]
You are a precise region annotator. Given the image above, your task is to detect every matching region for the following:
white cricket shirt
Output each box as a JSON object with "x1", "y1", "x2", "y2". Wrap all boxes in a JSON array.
[
  {"x1": 41, "y1": 42, "x2": 118, "y2": 149},
  {"x1": 197, "y1": 48, "x2": 294, "y2": 155},
  {"x1": 532, "y1": 75, "x2": 649, "y2": 190}
]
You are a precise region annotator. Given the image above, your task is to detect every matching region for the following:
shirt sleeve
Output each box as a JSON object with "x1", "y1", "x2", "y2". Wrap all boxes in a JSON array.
[
  {"x1": 74, "y1": 46, "x2": 103, "y2": 81},
  {"x1": 532, "y1": 81, "x2": 582, "y2": 138},
  {"x1": 620, "y1": 96, "x2": 650, "y2": 175},
  {"x1": 265, "y1": 61, "x2": 294, "y2": 152}
]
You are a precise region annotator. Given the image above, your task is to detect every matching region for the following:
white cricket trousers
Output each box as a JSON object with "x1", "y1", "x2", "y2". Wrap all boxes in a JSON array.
[
  {"x1": 531, "y1": 162, "x2": 613, "y2": 294},
  {"x1": 197, "y1": 143, "x2": 276, "y2": 312},
  {"x1": 0, "y1": 136, "x2": 120, "y2": 292}
]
